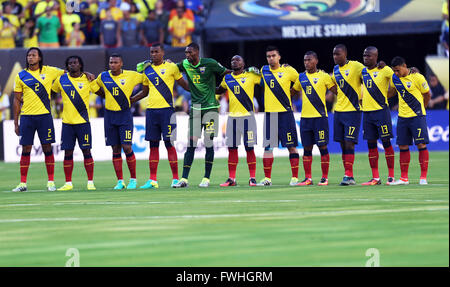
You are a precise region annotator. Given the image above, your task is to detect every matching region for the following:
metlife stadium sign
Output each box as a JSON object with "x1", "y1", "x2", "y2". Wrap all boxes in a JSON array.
[{"x1": 2, "y1": 111, "x2": 448, "y2": 162}]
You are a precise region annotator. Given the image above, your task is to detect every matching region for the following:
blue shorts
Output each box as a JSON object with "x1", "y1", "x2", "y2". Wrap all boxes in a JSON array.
[
  {"x1": 145, "y1": 108, "x2": 176, "y2": 142},
  {"x1": 333, "y1": 111, "x2": 362, "y2": 144},
  {"x1": 363, "y1": 108, "x2": 394, "y2": 141},
  {"x1": 263, "y1": 111, "x2": 298, "y2": 148},
  {"x1": 300, "y1": 117, "x2": 329, "y2": 147},
  {"x1": 396, "y1": 116, "x2": 429, "y2": 146},
  {"x1": 19, "y1": 114, "x2": 55, "y2": 145},
  {"x1": 61, "y1": 122, "x2": 92, "y2": 150},
  {"x1": 225, "y1": 115, "x2": 257, "y2": 148},
  {"x1": 104, "y1": 109, "x2": 133, "y2": 146}
]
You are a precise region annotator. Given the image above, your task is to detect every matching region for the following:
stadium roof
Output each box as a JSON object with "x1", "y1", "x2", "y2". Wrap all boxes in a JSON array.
[{"x1": 204, "y1": 0, "x2": 444, "y2": 43}]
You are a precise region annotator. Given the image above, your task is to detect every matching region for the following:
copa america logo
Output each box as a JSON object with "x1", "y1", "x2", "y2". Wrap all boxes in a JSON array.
[{"x1": 66, "y1": 0, "x2": 81, "y2": 13}]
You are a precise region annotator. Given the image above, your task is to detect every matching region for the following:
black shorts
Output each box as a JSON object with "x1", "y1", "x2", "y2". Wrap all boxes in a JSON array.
[
  {"x1": 263, "y1": 111, "x2": 298, "y2": 148},
  {"x1": 300, "y1": 117, "x2": 329, "y2": 147},
  {"x1": 396, "y1": 116, "x2": 429, "y2": 145},
  {"x1": 225, "y1": 115, "x2": 257, "y2": 148},
  {"x1": 363, "y1": 108, "x2": 394, "y2": 141},
  {"x1": 333, "y1": 111, "x2": 362, "y2": 144}
]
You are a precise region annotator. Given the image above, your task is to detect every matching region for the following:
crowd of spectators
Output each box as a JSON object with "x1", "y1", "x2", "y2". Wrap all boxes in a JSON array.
[{"x1": 0, "y1": 0, "x2": 207, "y2": 49}]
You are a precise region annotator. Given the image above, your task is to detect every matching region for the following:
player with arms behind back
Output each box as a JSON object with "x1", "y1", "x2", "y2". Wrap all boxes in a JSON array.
[
  {"x1": 12, "y1": 47, "x2": 64, "y2": 192},
  {"x1": 389, "y1": 56, "x2": 431, "y2": 185},
  {"x1": 293, "y1": 51, "x2": 337, "y2": 186},
  {"x1": 93, "y1": 54, "x2": 143, "y2": 190}
]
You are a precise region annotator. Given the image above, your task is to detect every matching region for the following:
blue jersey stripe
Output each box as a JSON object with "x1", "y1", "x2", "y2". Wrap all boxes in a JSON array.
[
  {"x1": 299, "y1": 73, "x2": 326, "y2": 117},
  {"x1": 362, "y1": 68, "x2": 387, "y2": 109},
  {"x1": 144, "y1": 65, "x2": 173, "y2": 107},
  {"x1": 392, "y1": 74, "x2": 423, "y2": 116},
  {"x1": 225, "y1": 74, "x2": 254, "y2": 112},
  {"x1": 333, "y1": 65, "x2": 360, "y2": 111},
  {"x1": 59, "y1": 74, "x2": 89, "y2": 122},
  {"x1": 19, "y1": 70, "x2": 51, "y2": 113},
  {"x1": 101, "y1": 72, "x2": 130, "y2": 111},
  {"x1": 262, "y1": 65, "x2": 292, "y2": 111}
]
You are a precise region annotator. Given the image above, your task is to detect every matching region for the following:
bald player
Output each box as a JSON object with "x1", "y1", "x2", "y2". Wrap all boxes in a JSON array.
[
  {"x1": 360, "y1": 46, "x2": 396, "y2": 185},
  {"x1": 216, "y1": 55, "x2": 261, "y2": 186}
]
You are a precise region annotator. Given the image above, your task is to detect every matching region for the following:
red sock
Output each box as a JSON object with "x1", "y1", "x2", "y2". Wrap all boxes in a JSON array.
[
  {"x1": 321, "y1": 154, "x2": 330, "y2": 179},
  {"x1": 228, "y1": 148, "x2": 238, "y2": 179},
  {"x1": 149, "y1": 147, "x2": 159, "y2": 181},
  {"x1": 84, "y1": 157, "x2": 94, "y2": 181},
  {"x1": 384, "y1": 145, "x2": 395, "y2": 178},
  {"x1": 126, "y1": 151, "x2": 136, "y2": 179},
  {"x1": 399, "y1": 149, "x2": 410, "y2": 180},
  {"x1": 112, "y1": 153, "x2": 123, "y2": 180},
  {"x1": 263, "y1": 152, "x2": 273, "y2": 178},
  {"x1": 344, "y1": 152, "x2": 355, "y2": 177},
  {"x1": 20, "y1": 153, "x2": 31, "y2": 183},
  {"x1": 167, "y1": 146, "x2": 178, "y2": 180},
  {"x1": 419, "y1": 147, "x2": 429, "y2": 179},
  {"x1": 303, "y1": 155, "x2": 312, "y2": 179},
  {"x1": 368, "y1": 148, "x2": 379, "y2": 179},
  {"x1": 246, "y1": 149, "x2": 256, "y2": 178},
  {"x1": 289, "y1": 153, "x2": 299, "y2": 178},
  {"x1": 63, "y1": 159, "x2": 74, "y2": 182},
  {"x1": 45, "y1": 152, "x2": 55, "y2": 181}
]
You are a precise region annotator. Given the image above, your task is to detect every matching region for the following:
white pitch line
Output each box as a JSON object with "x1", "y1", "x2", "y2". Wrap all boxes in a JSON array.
[
  {"x1": 0, "y1": 206, "x2": 447, "y2": 223},
  {"x1": 0, "y1": 198, "x2": 447, "y2": 208}
]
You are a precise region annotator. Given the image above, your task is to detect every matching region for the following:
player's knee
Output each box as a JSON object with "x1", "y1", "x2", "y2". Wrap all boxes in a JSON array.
[
  {"x1": 164, "y1": 141, "x2": 173, "y2": 149},
  {"x1": 344, "y1": 141, "x2": 354, "y2": 150},
  {"x1": 368, "y1": 141, "x2": 378, "y2": 149},
  {"x1": 417, "y1": 143, "x2": 427, "y2": 149},
  {"x1": 150, "y1": 141, "x2": 160, "y2": 148},
  {"x1": 122, "y1": 144, "x2": 132, "y2": 153},
  {"x1": 229, "y1": 147, "x2": 238, "y2": 151},
  {"x1": 399, "y1": 145, "x2": 409, "y2": 151},
  {"x1": 65, "y1": 150, "x2": 74, "y2": 158},
  {"x1": 42, "y1": 144, "x2": 52, "y2": 154},
  {"x1": 319, "y1": 147, "x2": 329, "y2": 156},
  {"x1": 382, "y1": 139, "x2": 392, "y2": 149},
  {"x1": 244, "y1": 146, "x2": 254, "y2": 152},
  {"x1": 22, "y1": 145, "x2": 32, "y2": 153},
  {"x1": 303, "y1": 149, "x2": 313, "y2": 157},
  {"x1": 82, "y1": 149, "x2": 91, "y2": 158},
  {"x1": 264, "y1": 146, "x2": 273, "y2": 152}
]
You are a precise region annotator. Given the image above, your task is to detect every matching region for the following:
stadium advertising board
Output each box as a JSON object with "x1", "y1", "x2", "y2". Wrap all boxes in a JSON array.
[
  {"x1": 3, "y1": 111, "x2": 448, "y2": 162},
  {"x1": 204, "y1": 0, "x2": 442, "y2": 42}
]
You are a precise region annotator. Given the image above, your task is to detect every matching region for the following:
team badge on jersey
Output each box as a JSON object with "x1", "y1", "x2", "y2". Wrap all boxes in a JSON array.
[
  {"x1": 241, "y1": 78, "x2": 246, "y2": 83},
  {"x1": 406, "y1": 82, "x2": 412, "y2": 88},
  {"x1": 313, "y1": 78, "x2": 319, "y2": 84},
  {"x1": 344, "y1": 70, "x2": 350, "y2": 77},
  {"x1": 161, "y1": 69, "x2": 166, "y2": 75},
  {"x1": 278, "y1": 72, "x2": 283, "y2": 78},
  {"x1": 78, "y1": 82, "x2": 84, "y2": 89},
  {"x1": 40, "y1": 74, "x2": 46, "y2": 80},
  {"x1": 120, "y1": 79, "x2": 126, "y2": 85},
  {"x1": 373, "y1": 72, "x2": 379, "y2": 78},
  {"x1": 199, "y1": 67, "x2": 206, "y2": 74}
]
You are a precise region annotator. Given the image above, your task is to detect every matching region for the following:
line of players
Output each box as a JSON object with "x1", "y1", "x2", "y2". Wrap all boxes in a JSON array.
[{"x1": 11, "y1": 43, "x2": 431, "y2": 192}]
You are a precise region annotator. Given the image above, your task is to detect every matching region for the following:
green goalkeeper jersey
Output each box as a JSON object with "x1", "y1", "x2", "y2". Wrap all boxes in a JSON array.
[{"x1": 177, "y1": 58, "x2": 227, "y2": 110}]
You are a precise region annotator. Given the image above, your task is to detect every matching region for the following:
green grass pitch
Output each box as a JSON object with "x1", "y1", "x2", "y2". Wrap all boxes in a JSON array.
[{"x1": 0, "y1": 151, "x2": 448, "y2": 266}]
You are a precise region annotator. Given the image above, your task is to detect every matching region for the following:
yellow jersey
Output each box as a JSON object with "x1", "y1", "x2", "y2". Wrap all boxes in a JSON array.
[
  {"x1": 220, "y1": 71, "x2": 261, "y2": 117},
  {"x1": 14, "y1": 65, "x2": 64, "y2": 115},
  {"x1": 261, "y1": 65, "x2": 299, "y2": 113},
  {"x1": 142, "y1": 61, "x2": 182, "y2": 109},
  {"x1": 52, "y1": 73, "x2": 99, "y2": 124},
  {"x1": 95, "y1": 70, "x2": 143, "y2": 111},
  {"x1": 293, "y1": 70, "x2": 334, "y2": 118},
  {"x1": 361, "y1": 66, "x2": 394, "y2": 112},
  {"x1": 331, "y1": 60, "x2": 364, "y2": 112},
  {"x1": 390, "y1": 72, "x2": 429, "y2": 118}
]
